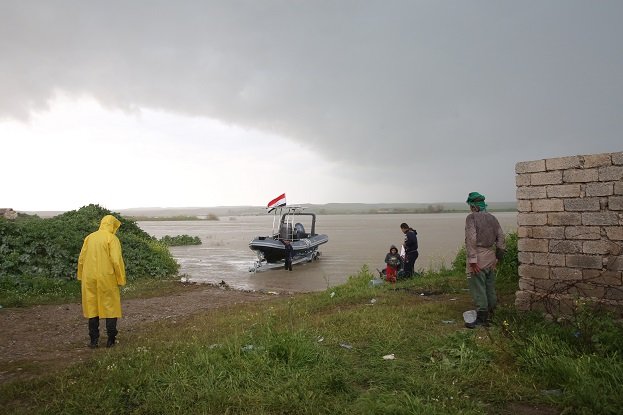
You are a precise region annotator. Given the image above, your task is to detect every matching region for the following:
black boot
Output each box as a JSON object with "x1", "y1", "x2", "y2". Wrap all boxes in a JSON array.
[
  {"x1": 487, "y1": 307, "x2": 496, "y2": 325},
  {"x1": 88, "y1": 317, "x2": 100, "y2": 348},
  {"x1": 465, "y1": 310, "x2": 489, "y2": 329},
  {"x1": 106, "y1": 318, "x2": 118, "y2": 348}
]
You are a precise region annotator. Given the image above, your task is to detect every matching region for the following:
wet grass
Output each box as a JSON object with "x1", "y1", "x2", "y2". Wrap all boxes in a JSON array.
[{"x1": 2, "y1": 267, "x2": 622, "y2": 414}]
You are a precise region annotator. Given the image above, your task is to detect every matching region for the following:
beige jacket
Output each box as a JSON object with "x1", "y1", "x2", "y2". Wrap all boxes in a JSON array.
[{"x1": 465, "y1": 211, "x2": 505, "y2": 273}]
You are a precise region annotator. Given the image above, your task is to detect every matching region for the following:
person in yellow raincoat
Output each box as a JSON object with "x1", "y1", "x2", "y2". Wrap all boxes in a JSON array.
[{"x1": 77, "y1": 214, "x2": 126, "y2": 348}]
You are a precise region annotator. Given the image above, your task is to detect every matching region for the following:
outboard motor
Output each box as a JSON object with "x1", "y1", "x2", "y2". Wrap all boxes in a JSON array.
[{"x1": 294, "y1": 223, "x2": 306, "y2": 240}]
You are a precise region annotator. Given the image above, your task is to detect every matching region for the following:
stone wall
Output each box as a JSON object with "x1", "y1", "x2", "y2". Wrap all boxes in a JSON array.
[{"x1": 514, "y1": 152, "x2": 623, "y2": 315}]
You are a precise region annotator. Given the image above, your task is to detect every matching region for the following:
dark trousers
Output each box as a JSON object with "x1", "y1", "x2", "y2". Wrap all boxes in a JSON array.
[
  {"x1": 284, "y1": 258, "x2": 293, "y2": 271},
  {"x1": 88, "y1": 317, "x2": 118, "y2": 341},
  {"x1": 404, "y1": 251, "x2": 419, "y2": 277}
]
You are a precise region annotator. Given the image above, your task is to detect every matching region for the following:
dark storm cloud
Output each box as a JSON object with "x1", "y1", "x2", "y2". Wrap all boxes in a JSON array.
[{"x1": 1, "y1": 1, "x2": 622, "y2": 201}]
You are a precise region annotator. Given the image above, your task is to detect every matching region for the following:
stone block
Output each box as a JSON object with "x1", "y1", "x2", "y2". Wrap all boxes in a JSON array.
[
  {"x1": 517, "y1": 200, "x2": 532, "y2": 212},
  {"x1": 563, "y1": 198, "x2": 601, "y2": 211},
  {"x1": 532, "y1": 199, "x2": 564, "y2": 212},
  {"x1": 515, "y1": 291, "x2": 534, "y2": 311},
  {"x1": 599, "y1": 166, "x2": 623, "y2": 181},
  {"x1": 517, "y1": 213, "x2": 548, "y2": 226},
  {"x1": 583, "y1": 270, "x2": 622, "y2": 286},
  {"x1": 604, "y1": 286, "x2": 623, "y2": 301},
  {"x1": 551, "y1": 266, "x2": 583, "y2": 280},
  {"x1": 583, "y1": 240, "x2": 622, "y2": 255},
  {"x1": 515, "y1": 174, "x2": 531, "y2": 186},
  {"x1": 516, "y1": 159, "x2": 546, "y2": 174},
  {"x1": 616, "y1": 181, "x2": 623, "y2": 195},
  {"x1": 534, "y1": 253, "x2": 566, "y2": 267},
  {"x1": 548, "y1": 212, "x2": 582, "y2": 226},
  {"x1": 612, "y1": 152, "x2": 623, "y2": 165},
  {"x1": 566, "y1": 254, "x2": 603, "y2": 269},
  {"x1": 530, "y1": 171, "x2": 563, "y2": 186},
  {"x1": 518, "y1": 238, "x2": 549, "y2": 252},
  {"x1": 605, "y1": 226, "x2": 623, "y2": 240},
  {"x1": 534, "y1": 278, "x2": 562, "y2": 291},
  {"x1": 550, "y1": 239, "x2": 582, "y2": 254},
  {"x1": 532, "y1": 226, "x2": 565, "y2": 239},
  {"x1": 517, "y1": 186, "x2": 547, "y2": 200},
  {"x1": 546, "y1": 155, "x2": 581, "y2": 170},
  {"x1": 583, "y1": 153, "x2": 612, "y2": 168},
  {"x1": 582, "y1": 211, "x2": 619, "y2": 226},
  {"x1": 609, "y1": 196, "x2": 623, "y2": 210},
  {"x1": 517, "y1": 226, "x2": 532, "y2": 238},
  {"x1": 565, "y1": 226, "x2": 601, "y2": 240},
  {"x1": 606, "y1": 256, "x2": 623, "y2": 271},
  {"x1": 546, "y1": 184, "x2": 582, "y2": 198},
  {"x1": 518, "y1": 277, "x2": 535, "y2": 291},
  {"x1": 585, "y1": 182, "x2": 614, "y2": 197},
  {"x1": 519, "y1": 264, "x2": 550, "y2": 279},
  {"x1": 563, "y1": 168, "x2": 599, "y2": 183},
  {"x1": 518, "y1": 251, "x2": 534, "y2": 264},
  {"x1": 569, "y1": 283, "x2": 605, "y2": 299}
]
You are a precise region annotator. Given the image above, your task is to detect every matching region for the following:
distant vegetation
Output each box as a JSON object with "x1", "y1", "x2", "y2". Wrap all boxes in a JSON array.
[
  {"x1": 129, "y1": 213, "x2": 219, "y2": 221},
  {"x1": 159, "y1": 234, "x2": 202, "y2": 246},
  {"x1": 0, "y1": 204, "x2": 179, "y2": 306}
]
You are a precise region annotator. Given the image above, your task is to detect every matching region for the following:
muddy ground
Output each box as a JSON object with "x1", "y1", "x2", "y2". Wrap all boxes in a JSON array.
[{"x1": 0, "y1": 284, "x2": 275, "y2": 384}]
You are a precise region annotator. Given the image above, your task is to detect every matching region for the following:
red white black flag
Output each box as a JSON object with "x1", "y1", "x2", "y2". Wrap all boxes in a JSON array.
[{"x1": 267, "y1": 193, "x2": 286, "y2": 212}]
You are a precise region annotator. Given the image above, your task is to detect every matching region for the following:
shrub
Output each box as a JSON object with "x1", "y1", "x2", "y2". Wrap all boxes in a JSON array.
[
  {"x1": 0, "y1": 204, "x2": 179, "y2": 281},
  {"x1": 159, "y1": 235, "x2": 202, "y2": 246}
]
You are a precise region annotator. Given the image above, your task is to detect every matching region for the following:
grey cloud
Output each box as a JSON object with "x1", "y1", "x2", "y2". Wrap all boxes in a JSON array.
[{"x1": 2, "y1": 1, "x2": 622, "y2": 201}]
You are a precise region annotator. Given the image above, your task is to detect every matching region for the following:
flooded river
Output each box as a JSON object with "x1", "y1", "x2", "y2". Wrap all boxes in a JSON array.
[{"x1": 138, "y1": 212, "x2": 517, "y2": 292}]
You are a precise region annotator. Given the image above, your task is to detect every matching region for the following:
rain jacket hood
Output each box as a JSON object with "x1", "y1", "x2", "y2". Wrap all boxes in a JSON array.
[
  {"x1": 99, "y1": 214, "x2": 121, "y2": 234},
  {"x1": 77, "y1": 215, "x2": 126, "y2": 318}
]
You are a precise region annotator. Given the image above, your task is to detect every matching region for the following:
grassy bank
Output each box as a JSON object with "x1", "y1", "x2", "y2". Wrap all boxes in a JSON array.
[{"x1": 2, "y1": 265, "x2": 622, "y2": 414}]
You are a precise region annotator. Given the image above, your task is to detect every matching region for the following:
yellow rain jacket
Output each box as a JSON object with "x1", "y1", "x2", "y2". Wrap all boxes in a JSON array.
[{"x1": 77, "y1": 215, "x2": 126, "y2": 318}]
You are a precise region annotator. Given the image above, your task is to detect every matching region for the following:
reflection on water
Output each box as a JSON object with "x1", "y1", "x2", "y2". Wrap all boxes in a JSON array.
[{"x1": 138, "y1": 212, "x2": 517, "y2": 293}]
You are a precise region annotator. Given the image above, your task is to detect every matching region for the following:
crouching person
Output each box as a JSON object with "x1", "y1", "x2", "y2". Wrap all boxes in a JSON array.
[{"x1": 77, "y1": 215, "x2": 127, "y2": 348}]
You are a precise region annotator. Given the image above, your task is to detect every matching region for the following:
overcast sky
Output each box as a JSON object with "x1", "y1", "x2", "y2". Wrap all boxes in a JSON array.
[{"x1": 1, "y1": 1, "x2": 622, "y2": 211}]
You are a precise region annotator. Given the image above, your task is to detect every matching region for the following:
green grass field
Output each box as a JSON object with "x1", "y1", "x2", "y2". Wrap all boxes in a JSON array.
[{"x1": 2, "y1": 266, "x2": 622, "y2": 415}]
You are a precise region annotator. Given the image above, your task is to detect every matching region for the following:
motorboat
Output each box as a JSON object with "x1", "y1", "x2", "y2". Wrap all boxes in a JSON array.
[{"x1": 249, "y1": 206, "x2": 328, "y2": 272}]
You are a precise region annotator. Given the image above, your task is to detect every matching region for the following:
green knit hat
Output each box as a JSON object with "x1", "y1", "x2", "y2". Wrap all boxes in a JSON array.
[{"x1": 466, "y1": 192, "x2": 487, "y2": 211}]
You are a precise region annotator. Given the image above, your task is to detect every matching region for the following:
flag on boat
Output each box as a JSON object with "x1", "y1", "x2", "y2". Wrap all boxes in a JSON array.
[{"x1": 267, "y1": 193, "x2": 286, "y2": 212}]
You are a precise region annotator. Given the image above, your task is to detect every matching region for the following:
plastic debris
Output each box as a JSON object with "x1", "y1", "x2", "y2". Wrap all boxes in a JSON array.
[
  {"x1": 241, "y1": 344, "x2": 254, "y2": 352},
  {"x1": 382, "y1": 354, "x2": 395, "y2": 360},
  {"x1": 330, "y1": 291, "x2": 336, "y2": 298},
  {"x1": 370, "y1": 298, "x2": 377, "y2": 304},
  {"x1": 463, "y1": 310, "x2": 477, "y2": 324},
  {"x1": 339, "y1": 343, "x2": 353, "y2": 350},
  {"x1": 317, "y1": 336, "x2": 324, "y2": 343},
  {"x1": 441, "y1": 320, "x2": 455, "y2": 324},
  {"x1": 369, "y1": 278, "x2": 383, "y2": 287},
  {"x1": 449, "y1": 298, "x2": 457, "y2": 301},
  {"x1": 267, "y1": 291, "x2": 279, "y2": 295}
]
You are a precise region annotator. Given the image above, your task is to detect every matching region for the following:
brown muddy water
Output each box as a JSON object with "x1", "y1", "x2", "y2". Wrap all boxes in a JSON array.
[{"x1": 138, "y1": 212, "x2": 517, "y2": 293}]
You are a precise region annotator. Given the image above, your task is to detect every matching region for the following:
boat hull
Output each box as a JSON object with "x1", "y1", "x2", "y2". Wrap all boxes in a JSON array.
[{"x1": 249, "y1": 234, "x2": 328, "y2": 263}]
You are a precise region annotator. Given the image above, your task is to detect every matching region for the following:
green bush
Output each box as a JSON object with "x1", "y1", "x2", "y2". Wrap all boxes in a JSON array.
[
  {"x1": 451, "y1": 232, "x2": 518, "y2": 284},
  {"x1": 0, "y1": 204, "x2": 179, "y2": 281},
  {"x1": 159, "y1": 234, "x2": 202, "y2": 246}
]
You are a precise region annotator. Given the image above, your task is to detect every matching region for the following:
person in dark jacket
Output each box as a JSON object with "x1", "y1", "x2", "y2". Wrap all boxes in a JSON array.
[
  {"x1": 384, "y1": 245, "x2": 402, "y2": 283},
  {"x1": 283, "y1": 240, "x2": 293, "y2": 271},
  {"x1": 400, "y1": 223, "x2": 418, "y2": 277}
]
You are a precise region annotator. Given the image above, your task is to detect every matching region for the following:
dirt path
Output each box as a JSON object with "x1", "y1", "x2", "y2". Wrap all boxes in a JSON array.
[{"x1": 0, "y1": 284, "x2": 275, "y2": 384}]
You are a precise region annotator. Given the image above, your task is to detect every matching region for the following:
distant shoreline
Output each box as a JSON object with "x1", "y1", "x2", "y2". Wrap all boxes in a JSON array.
[{"x1": 24, "y1": 202, "x2": 517, "y2": 219}]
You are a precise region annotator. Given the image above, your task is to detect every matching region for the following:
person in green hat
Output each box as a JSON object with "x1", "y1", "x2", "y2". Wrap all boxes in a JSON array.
[{"x1": 464, "y1": 192, "x2": 505, "y2": 328}]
